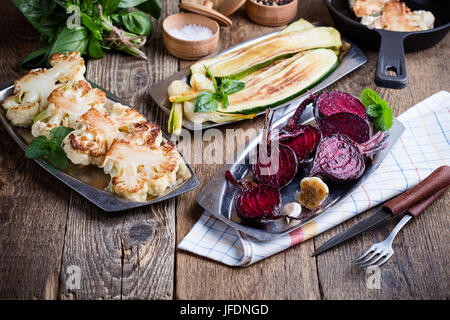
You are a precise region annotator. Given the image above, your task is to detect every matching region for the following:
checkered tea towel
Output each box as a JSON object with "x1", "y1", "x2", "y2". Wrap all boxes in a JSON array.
[{"x1": 178, "y1": 91, "x2": 450, "y2": 266}]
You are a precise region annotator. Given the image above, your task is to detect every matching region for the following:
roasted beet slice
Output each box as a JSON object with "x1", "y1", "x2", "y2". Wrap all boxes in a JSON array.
[
  {"x1": 310, "y1": 132, "x2": 388, "y2": 182},
  {"x1": 314, "y1": 91, "x2": 367, "y2": 120},
  {"x1": 278, "y1": 124, "x2": 321, "y2": 164},
  {"x1": 225, "y1": 171, "x2": 282, "y2": 223},
  {"x1": 318, "y1": 112, "x2": 370, "y2": 143},
  {"x1": 252, "y1": 143, "x2": 298, "y2": 189}
]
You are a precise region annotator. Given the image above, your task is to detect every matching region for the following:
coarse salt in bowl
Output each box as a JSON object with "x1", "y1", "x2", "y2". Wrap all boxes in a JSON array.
[{"x1": 163, "y1": 13, "x2": 219, "y2": 60}]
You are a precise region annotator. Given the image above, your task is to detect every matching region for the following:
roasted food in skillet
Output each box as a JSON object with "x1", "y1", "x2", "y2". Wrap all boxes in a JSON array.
[{"x1": 350, "y1": 0, "x2": 435, "y2": 31}]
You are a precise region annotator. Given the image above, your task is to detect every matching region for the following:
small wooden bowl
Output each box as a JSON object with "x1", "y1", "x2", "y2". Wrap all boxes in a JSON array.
[
  {"x1": 246, "y1": 0, "x2": 298, "y2": 27},
  {"x1": 163, "y1": 13, "x2": 219, "y2": 60}
]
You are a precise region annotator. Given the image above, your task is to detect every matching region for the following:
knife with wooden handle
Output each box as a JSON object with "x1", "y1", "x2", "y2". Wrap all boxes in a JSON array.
[{"x1": 312, "y1": 165, "x2": 450, "y2": 256}]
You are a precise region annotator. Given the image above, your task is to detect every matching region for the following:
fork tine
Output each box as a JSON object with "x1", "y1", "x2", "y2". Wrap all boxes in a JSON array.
[
  {"x1": 374, "y1": 252, "x2": 393, "y2": 267},
  {"x1": 352, "y1": 245, "x2": 375, "y2": 263},
  {"x1": 361, "y1": 252, "x2": 385, "y2": 267},
  {"x1": 355, "y1": 248, "x2": 381, "y2": 265}
]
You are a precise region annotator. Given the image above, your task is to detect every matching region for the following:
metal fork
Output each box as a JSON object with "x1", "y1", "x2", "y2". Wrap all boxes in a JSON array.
[{"x1": 352, "y1": 214, "x2": 412, "y2": 267}]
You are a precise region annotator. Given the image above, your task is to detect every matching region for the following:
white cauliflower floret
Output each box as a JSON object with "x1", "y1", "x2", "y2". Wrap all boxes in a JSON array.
[
  {"x1": 1, "y1": 51, "x2": 86, "y2": 127},
  {"x1": 32, "y1": 80, "x2": 106, "y2": 138},
  {"x1": 63, "y1": 108, "x2": 120, "y2": 166},
  {"x1": 105, "y1": 102, "x2": 146, "y2": 135},
  {"x1": 102, "y1": 123, "x2": 180, "y2": 202}
]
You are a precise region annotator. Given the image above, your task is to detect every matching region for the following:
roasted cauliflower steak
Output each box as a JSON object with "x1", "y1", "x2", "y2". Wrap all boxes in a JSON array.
[
  {"x1": 31, "y1": 80, "x2": 106, "y2": 138},
  {"x1": 1, "y1": 51, "x2": 86, "y2": 127}
]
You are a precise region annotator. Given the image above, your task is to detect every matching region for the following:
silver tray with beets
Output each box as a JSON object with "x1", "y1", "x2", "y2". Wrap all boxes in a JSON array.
[
  {"x1": 0, "y1": 81, "x2": 199, "y2": 212},
  {"x1": 196, "y1": 101, "x2": 405, "y2": 241}
]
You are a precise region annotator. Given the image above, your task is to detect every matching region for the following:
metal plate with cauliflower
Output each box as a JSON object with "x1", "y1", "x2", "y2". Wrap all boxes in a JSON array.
[{"x1": 0, "y1": 81, "x2": 199, "y2": 212}]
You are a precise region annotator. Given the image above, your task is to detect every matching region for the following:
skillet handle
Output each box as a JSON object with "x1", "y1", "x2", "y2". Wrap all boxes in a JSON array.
[{"x1": 374, "y1": 30, "x2": 408, "y2": 89}]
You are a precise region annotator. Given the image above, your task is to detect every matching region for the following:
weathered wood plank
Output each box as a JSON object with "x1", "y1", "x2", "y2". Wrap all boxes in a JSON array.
[
  {"x1": 58, "y1": 2, "x2": 179, "y2": 299},
  {"x1": 0, "y1": 4, "x2": 70, "y2": 299},
  {"x1": 174, "y1": 1, "x2": 321, "y2": 300}
]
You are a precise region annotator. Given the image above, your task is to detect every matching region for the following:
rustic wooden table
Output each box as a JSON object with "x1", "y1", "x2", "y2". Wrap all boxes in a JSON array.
[{"x1": 0, "y1": 0, "x2": 449, "y2": 300}]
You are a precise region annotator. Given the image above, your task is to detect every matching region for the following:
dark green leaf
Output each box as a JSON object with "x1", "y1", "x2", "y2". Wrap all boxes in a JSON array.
[
  {"x1": 366, "y1": 104, "x2": 381, "y2": 117},
  {"x1": 48, "y1": 26, "x2": 89, "y2": 56},
  {"x1": 25, "y1": 136, "x2": 51, "y2": 159},
  {"x1": 88, "y1": 35, "x2": 105, "y2": 58},
  {"x1": 13, "y1": 0, "x2": 66, "y2": 41},
  {"x1": 19, "y1": 45, "x2": 51, "y2": 70},
  {"x1": 101, "y1": 0, "x2": 122, "y2": 15},
  {"x1": 220, "y1": 78, "x2": 245, "y2": 95},
  {"x1": 48, "y1": 146, "x2": 68, "y2": 168},
  {"x1": 361, "y1": 88, "x2": 382, "y2": 108},
  {"x1": 194, "y1": 91, "x2": 218, "y2": 113},
  {"x1": 374, "y1": 105, "x2": 393, "y2": 131},
  {"x1": 50, "y1": 126, "x2": 74, "y2": 146},
  {"x1": 121, "y1": 11, "x2": 153, "y2": 36},
  {"x1": 136, "y1": 0, "x2": 161, "y2": 19},
  {"x1": 81, "y1": 12, "x2": 103, "y2": 40},
  {"x1": 118, "y1": 0, "x2": 148, "y2": 8}
]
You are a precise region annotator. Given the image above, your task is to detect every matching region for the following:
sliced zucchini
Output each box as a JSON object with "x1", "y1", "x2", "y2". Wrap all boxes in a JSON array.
[
  {"x1": 219, "y1": 49, "x2": 338, "y2": 114},
  {"x1": 190, "y1": 26, "x2": 341, "y2": 79},
  {"x1": 278, "y1": 19, "x2": 314, "y2": 34},
  {"x1": 168, "y1": 103, "x2": 183, "y2": 135}
]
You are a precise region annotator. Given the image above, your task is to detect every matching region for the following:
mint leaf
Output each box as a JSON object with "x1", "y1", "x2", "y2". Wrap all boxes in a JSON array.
[
  {"x1": 50, "y1": 126, "x2": 73, "y2": 146},
  {"x1": 374, "y1": 105, "x2": 393, "y2": 131},
  {"x1": 194, "y1": 91, "x2": 218, "y2": 113},
  {"x1": 25, "y1": 136, "x2": 51, "y2": 159},
  {"x1": 361, "y1": 88, "x2": 382, "y2": 108},
  {"x1": 366, "y1": 104, "x2": 381, "y2": 117},
  {"x1": 48, "y1": 146, "x2": 68, "y2": 168}
]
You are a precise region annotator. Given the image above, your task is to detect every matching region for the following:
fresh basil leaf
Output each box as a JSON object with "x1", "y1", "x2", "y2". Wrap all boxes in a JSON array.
[
  {"x1": 101, "y1": 0, "x2": 122, "y2": 15},
  {"x1": 25, "y1": 136, "x2": 51, "y2": 159},
  {"x1": 50, "y1": 126, "x2": 74, "y2": 146},
  {"x1": 220, "y1": 78, "x2": 245, "y2": 95},
  {"x1": 81, "y1": 12, "x2": 103, "y2": 40},
  {"x1": 118, "y1": 0, "x2": 148, "y2": 8},
  {"x1": 204, "y1": 66, "x2": 218, "y2": 92},
  {"x1": 194, "y1": 91, "x2": 218, "y2": 113},
  {"x1": 48, "y1": 146, "x2": 68, "y2": 168},
  {"x1": 48, "y1": 26, "x2": 89, "y2": 56},
  {"x1": 88, "y1": 35, "x2": 105, "y2": 58},
  {"x1": 361, "y1": 88, "x2": 382, "y2": 108},
  {"x1": 19, "y1": 45, "x2": 51, "y2": 69},
  {"x1": 13, "y1": 0, "x2": 65, "y2": 41},
  {"x1": 121, "y1": 11, "x2": 153, "y2": 36},
  {"x1": 136, "y1": 0, "x2": 162, "y2": 19}
]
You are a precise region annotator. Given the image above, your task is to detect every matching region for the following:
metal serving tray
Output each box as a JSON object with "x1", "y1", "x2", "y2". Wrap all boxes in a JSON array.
[
  {"x1": 0, "y1": 81, "x2": 199, "y2": 212},
  {"x1": 149, "y1": 23, "x2": 367, "y2": 130},
  {"x1": 196, "y1": 102, "x2": 405, "y2": 241}
]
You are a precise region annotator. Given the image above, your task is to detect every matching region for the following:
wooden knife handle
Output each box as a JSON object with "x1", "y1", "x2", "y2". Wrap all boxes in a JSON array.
[
  {"x1": 384, "y1": 165, "x2": 450, "y2": 215},
  {"x1": 406, "y1": 186, "x2": 449, "y2": 217}
]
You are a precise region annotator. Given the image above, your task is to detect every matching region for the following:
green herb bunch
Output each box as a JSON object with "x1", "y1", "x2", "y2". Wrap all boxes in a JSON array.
[
  {"x1": 361, "y1": 88, "x2": 393, "y2": 131},
  {"x1": 25, "y1": 127, "x2": 74, "y2": 168},
  {"x1": 14, "y1": 0, "x2": 162, "y2": 69},
  {"x1": 194, "y1": 66, "x2": 245, "y2": 113}
]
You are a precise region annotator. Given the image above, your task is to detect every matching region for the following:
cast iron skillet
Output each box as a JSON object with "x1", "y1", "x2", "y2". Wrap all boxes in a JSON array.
[{"x1": 324, "y1": 0, "x2": 450, "y2": 89}]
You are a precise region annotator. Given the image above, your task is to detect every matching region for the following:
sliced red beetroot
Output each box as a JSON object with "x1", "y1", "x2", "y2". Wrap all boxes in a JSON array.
[
  {"x1": 252, "y1": 144, "x2": 298, "y2": 189},
  {"x1": 318, "y1": 112, "x2": 370, "y2": 144},
  {"x1": 278, "y1": 124, "x2": 321, "y2": 164},
  {"x1": 225, "y1": 171, "x2": 282, "y2": 222},
  {"x1": 310, "y1": 132, "x2": 388, "y2": 182},
  {"x1": 314, "y1": 91, "x2": 367, "y2": 120}
]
